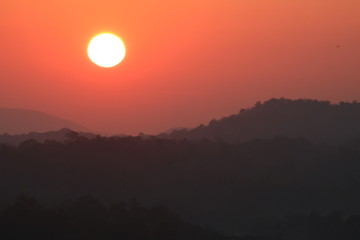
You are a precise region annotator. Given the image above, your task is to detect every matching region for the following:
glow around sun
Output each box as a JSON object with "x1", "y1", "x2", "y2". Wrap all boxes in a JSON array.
[{"x1": 87, "y1": 33, "x2": 126, "y2": 68}]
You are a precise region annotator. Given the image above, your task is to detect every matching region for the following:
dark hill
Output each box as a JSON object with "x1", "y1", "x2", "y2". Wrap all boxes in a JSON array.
[
  {"x1": 161, "y1": 98, "x2": 360, "y2": 143},
  {"x1": 0, "y1": 108, "x2": 88, "y2": 134}
]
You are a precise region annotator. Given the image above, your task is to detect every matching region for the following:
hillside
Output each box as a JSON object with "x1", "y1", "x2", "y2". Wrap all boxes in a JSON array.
[
  {"x1": 161, "y1": 98, "x2": 360, "y2": 143},
  {"x1": 0, "y1": 108, "x2": 88, "y2": 134}
]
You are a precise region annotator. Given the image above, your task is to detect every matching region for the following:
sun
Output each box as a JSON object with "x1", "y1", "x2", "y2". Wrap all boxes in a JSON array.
[{"x1": 87, "y1": 33, "x2": 126, "y2": 68}]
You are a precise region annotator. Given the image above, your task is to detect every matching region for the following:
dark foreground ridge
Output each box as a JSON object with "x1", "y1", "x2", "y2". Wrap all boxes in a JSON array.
[
  {"x1": 1, "y1": 135, "x2": 360, "y2": 237},
  {"x1": 161, "y1": 98, "x2": 360, "y2": 143},
  {"x1": 2, "y1": 195, "x2": 360, "y2": 240},
  {"x1": 0, "y1": 195, "x2": 228, "y2": 240}
]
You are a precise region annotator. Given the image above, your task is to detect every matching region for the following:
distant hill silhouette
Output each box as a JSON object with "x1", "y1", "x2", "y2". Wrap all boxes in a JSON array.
[
  {"x1": 0, "y1": 108, "x2": 88, "y2": 134},
  {"x1": 0, "y1": 128, "x2": 96, "y2": 145},
  {"x1": 161, "y1": 98, "x2": 360, "y2": 143}
]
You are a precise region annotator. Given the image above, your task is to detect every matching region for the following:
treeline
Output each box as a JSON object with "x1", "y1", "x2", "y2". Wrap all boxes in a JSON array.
[{"x1": 1, "y1": 135, "x2": 360, "y2": 237}]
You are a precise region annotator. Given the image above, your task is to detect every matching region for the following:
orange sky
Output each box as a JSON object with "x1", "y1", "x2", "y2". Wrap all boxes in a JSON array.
[{"x1": 1, "y1": 0, "x2": 360, "y2": 134}]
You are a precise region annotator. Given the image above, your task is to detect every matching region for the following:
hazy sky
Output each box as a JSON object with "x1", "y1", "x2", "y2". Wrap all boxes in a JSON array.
[{"x1": 1, "y1": 0, "x2": 360, "y2": 134}]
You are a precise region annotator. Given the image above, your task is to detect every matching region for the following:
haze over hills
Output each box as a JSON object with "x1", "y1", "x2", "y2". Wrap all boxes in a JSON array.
[
  {"x1": 0, "y1": 108, "x2": 88, "y2": 135},
  {"x1": 3, "y1": 98, "x2": 360, "y2": 144},
  {"x1": 161, "y1": 98, "x2": 360, "y2": 143}
]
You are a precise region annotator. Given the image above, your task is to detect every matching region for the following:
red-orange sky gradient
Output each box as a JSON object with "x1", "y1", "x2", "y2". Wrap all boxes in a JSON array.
[{"x1": 1, "y1": 0, "x2": 360, "y2": 134}]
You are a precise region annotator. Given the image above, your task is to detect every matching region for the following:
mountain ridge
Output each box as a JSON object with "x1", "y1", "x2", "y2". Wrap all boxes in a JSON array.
[{"x1": 160, "y1": 98, "x2": 360, "y2": 143}]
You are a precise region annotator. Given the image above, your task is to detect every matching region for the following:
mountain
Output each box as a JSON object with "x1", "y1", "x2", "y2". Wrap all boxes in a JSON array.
[
  {"x1": 160, "y1": 98, "x2": 360, "y2": 143},
  {"x1": 0, "y1": 108, "x2": 88, "y2": 134}
]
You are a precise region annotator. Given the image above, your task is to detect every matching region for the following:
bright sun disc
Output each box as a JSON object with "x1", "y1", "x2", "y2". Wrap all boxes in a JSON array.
[{"x1": 87, "y1": 33, "x2": 126, "y2": 68}]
